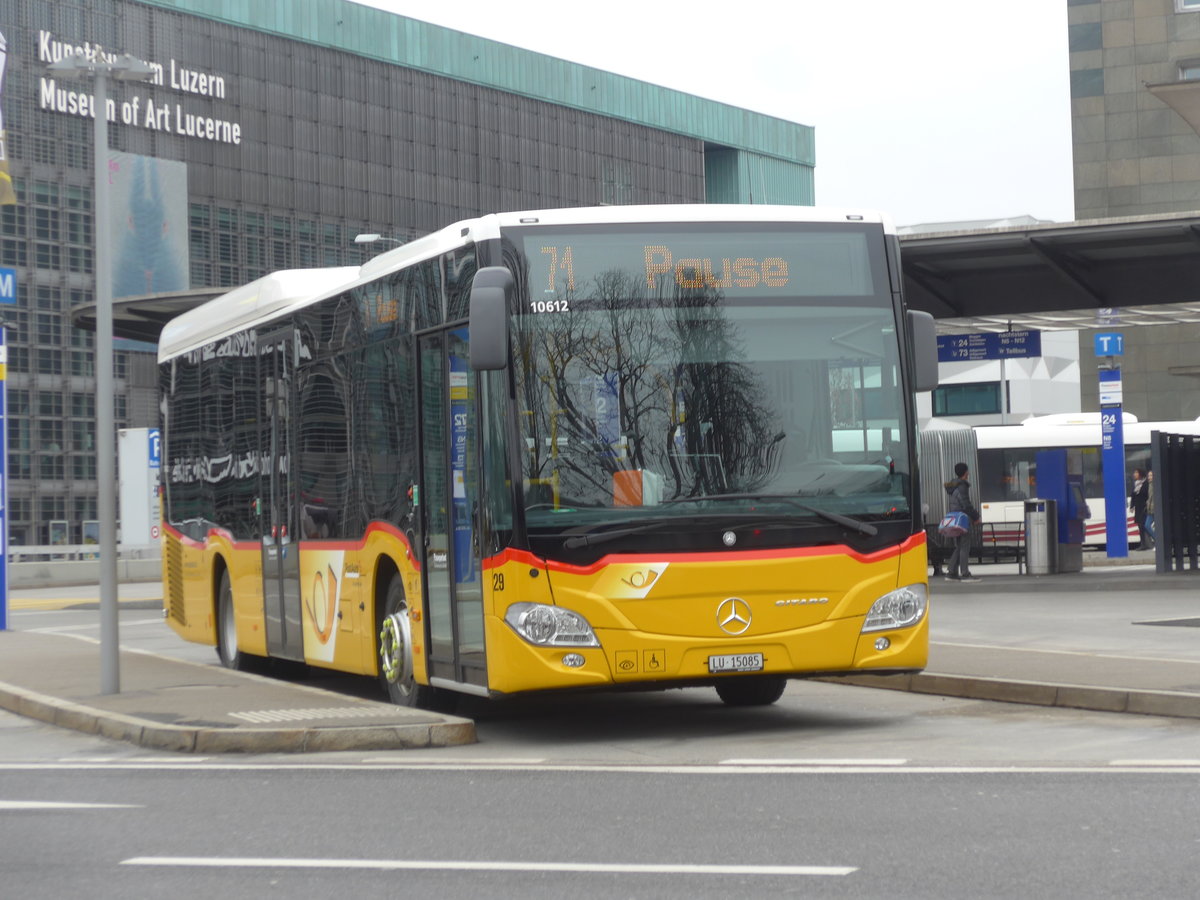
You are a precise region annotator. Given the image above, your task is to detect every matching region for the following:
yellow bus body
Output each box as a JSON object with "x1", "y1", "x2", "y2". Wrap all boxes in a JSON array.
[
  {"x1": 163, "y1": 522, "x2": 427, "y2": 679},
  {"x1": 165, "y1": 523, "x2": 926, "y2": 695},
  {"x1": 482, "y1": 534, "x2": 927, "y2": 694}
]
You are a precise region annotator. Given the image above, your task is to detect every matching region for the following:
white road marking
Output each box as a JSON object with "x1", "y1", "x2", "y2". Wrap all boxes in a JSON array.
[
  {"x1": 0, "y1": 800, "x2": 140, "y2": 809},
  {"x1": 59, "y1": 757, "x2": 213, "y2": 764},
  {"x1": 121, "y1": 856, "x2": 855, "y2": 876},
  {"x1": 721, "y1": 758, "x2": 907, "y2": 766},
  {"x1": 26, "y1": 624, "x2": 104, "y2": 636},
  {"x1": 28, "y1": 617, "x2": 164, "y2": 635},
  {"x1": 3, "y1": 762, "x2": 1200, "y2": 775},
  {"x1": 1109, "y1": 759, "x2": 1200, "y2": 766},
  {"x1": 360, "y1": 757, "x2": 547, "y2": 765}
]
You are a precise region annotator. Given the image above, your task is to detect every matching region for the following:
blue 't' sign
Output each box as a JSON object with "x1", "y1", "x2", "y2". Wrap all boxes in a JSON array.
[{"x1": 1093, "y1": 332, "x2": 1124, "y2": 356}]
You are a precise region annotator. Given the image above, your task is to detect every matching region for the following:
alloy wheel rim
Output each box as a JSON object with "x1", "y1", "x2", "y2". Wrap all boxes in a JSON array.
[{"x1": 379, "y1": 610, "x2": 414, "y2": 689}]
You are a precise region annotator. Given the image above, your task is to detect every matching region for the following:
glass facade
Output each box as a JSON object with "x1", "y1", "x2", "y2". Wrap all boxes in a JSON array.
[{"x1": 0, "y1": 0, "x2": 814, "y2": 545}]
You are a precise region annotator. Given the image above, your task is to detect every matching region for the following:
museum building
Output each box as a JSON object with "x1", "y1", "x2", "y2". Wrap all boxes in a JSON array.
[{"x1": 0, "y1": 0, "x2": 815, "y2": 545}]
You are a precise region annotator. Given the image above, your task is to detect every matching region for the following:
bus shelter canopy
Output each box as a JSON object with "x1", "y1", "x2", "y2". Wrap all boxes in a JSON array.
[
  {"x1": 71, "y1": 288, "x2": 226, "y2": 345},
  {"x1": 900, "y1": 211, "x2": 1200, "y2": 334}
]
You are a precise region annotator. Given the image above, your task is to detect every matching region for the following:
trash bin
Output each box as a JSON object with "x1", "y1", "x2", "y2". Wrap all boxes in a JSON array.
[{"x1": 1024, "y1": 498, "x2": 1058, "y2": 575}]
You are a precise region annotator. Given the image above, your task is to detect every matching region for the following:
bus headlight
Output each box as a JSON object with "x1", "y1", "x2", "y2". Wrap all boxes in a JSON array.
[
  {"x1": 504, "y1": 602, "x2": 601, "y2": 647},
  {"x1": 861, "y1": 584, "x2": 927, "y2": 633}
]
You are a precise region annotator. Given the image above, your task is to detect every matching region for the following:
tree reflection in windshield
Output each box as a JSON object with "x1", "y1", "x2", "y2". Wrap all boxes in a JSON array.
[{"x1": 513, "y1": 268, "x2": 909, "y2": 522}]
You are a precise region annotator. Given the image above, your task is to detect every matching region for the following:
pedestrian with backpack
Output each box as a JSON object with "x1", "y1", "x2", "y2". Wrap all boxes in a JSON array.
[{"x1": 942, "y1": 462, "x2": 981, "y2": 582}]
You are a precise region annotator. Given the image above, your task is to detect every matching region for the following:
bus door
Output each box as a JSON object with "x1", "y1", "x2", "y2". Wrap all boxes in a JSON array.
[
  {"x1": 416, "y1": 326, "x2": 487, "y2": 690},
  {"x1": 258, "y1": 325, "x2": 304, "y2": 662}
]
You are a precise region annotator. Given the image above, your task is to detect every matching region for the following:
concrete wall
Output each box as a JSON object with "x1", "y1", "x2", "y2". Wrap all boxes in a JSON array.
[
  {"x1": 8, "y1": 558, "x2": 162, "y2": 589},
  {"x1": 1078, "y1": 321, "x2": 1200, "y2": 419}
]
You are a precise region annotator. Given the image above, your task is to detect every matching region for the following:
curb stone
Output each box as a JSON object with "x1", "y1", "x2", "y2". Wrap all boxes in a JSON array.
[
  {"x1": 0, "y1": 679, "x2": 476, "y2": 753},
  {"x1": 824, "y1": 672, "x2": 1200, "y2": 720}
]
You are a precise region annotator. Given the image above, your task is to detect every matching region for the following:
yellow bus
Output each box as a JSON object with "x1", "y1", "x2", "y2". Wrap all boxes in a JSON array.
[{"x1": 158, "y1": 205, "x2": 939, "y2": 709}]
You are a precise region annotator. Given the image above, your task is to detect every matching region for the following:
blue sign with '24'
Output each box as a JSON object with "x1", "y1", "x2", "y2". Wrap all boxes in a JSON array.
[{"x1": 937, "y1": 330, "x2": 1041, "y2": 362}]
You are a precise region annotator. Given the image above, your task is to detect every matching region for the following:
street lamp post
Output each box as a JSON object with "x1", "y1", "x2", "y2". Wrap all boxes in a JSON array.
[{"x1": 48, "y1": 51, "x2": 155, "y2": 695}]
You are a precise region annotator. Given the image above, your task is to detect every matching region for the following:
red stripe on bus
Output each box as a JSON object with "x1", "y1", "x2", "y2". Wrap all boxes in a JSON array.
[
  {"x1": 163, "y1": 520, "x2": 419, "y2": 567},
  {"x1": 482, "y1": 532, "x2": 925, "y2": 575}
]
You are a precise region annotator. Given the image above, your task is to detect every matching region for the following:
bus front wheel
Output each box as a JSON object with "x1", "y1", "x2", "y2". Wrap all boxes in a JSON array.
[
  {"x1": 216, "y1": 569, "x2": 251, "y2": 670},
  {"x1": 714, "y1": 675, "x2": 787, "y2": 707},
  {"x1": 378, "y1": 576, "x2": 457, "y2": 712}
]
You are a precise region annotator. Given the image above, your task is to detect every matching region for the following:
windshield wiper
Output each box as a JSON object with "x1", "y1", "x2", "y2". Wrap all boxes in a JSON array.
[
  {"x1": 660, "y1": 493, "x2": 878, "y2": 536},
  {"x1": 561, "y1": 517, "x2": 689, "y2": 550}
]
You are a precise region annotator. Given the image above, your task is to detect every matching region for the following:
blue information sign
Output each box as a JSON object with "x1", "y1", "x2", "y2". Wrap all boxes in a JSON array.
[
  {"x1": 0, "y1": 328, "x2": 7, "y2": 629},
  {"x1": 0, "y1": 267, "x2": 15, "y2": 305},
  {"x1": 148, "y1": 428, "x2": 161, "y2": 469},
  {"x1": 1100, "y1": 403, "x2": 1128, "y2": 557},
  {"x1": 1093, "y1": 332, "x2": 1124, "y2": 356},
  {"x1": 937, "y1": 330, "x2": 1042, "y2": 362}
]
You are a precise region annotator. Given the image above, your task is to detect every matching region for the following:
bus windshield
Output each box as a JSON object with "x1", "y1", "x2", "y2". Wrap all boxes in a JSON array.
[{"x1": 506, "y1": 224, "x2": 913, "y2": 537}]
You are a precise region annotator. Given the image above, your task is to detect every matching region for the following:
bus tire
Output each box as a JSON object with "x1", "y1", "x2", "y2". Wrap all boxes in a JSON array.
[
  {"x1": 378, "y1": 575, "x2": 458, "y2": 712},
  {"x1": 714, "y1": 675, "x2": 787, "y2": 707},
  {"x1": 216, "y1": 569, "x2": 253, "y2": 671}
]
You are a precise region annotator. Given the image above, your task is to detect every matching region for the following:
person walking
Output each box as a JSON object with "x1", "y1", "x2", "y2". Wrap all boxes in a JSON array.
[
  {"x1": 1130, "y1": 468, "x2": 1153, "y2": 550},
  {"x1": 944, "y1": 462, "x2": 981, "y2": 582}
]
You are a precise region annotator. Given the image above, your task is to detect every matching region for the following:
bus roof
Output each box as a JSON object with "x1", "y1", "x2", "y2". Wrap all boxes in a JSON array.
[
  {"x1": 160, "y1": 205, "x2": 894, "y2": 363},
  {"x1": 488, "y1": 203, "x2": 890, "y2": 230},
  {"x1": 157, "y1": 267, "x2": 360, "y2": 362},
  {"x1": 356, "y1": 204, "x2": 894, "y2": 281},
  {"x1": 1015, "y1": 412, "x2": 1139, "y2": 426}
]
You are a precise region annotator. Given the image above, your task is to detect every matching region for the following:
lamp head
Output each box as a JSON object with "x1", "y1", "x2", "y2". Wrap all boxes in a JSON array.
[
  {"x1": 112, "y1": 54, "x2": 157, "y2": 81},
  {"x1": 47, "y1": 55, "x2": 93, "y2": 79},
  {"x1": 47, "y1": 52, "x2": 156, "y2": 82}
]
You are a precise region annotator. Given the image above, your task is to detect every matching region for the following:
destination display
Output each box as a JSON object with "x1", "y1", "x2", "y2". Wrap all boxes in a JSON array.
[{"x1": 520, "y1": 228, "x2": 877, "y2": 305}]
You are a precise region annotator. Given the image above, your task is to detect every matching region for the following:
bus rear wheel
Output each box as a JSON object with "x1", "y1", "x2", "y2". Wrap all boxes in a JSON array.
[
  {"x1": 714, "y1": 675, "x2": 787, "y2": 707},
  {"x1": 378, "y1": 576, "x2": 457, "y2": 712}
]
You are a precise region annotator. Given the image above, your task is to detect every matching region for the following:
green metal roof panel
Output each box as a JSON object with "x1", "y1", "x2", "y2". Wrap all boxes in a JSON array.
[
  {"x1": 138, "y1": 0, "x2": 814, "y2": 167},
  {"x1": 704, "y1": 148, "x2": 814, "y2": 206}
]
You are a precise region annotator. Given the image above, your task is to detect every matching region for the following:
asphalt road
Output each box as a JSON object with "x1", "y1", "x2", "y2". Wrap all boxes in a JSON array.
[
  {"x1": 5, "y1": 598, "x2": 1200, "y2": 898},
  {"x1": 2, "y1": 763, "x2": 1198, "y2": 899},
  {"x1": 6, "y1": 603, "x2": 1200, "y2": 766}
]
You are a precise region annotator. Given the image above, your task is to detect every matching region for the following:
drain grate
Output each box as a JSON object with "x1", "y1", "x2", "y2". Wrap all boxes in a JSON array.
[
  {"x1": 228, "y1": 706, "x2": 403, "y2": 724},
  {"x1": 1133, "y1": 618, "x2": 1200, "y2": 628}
]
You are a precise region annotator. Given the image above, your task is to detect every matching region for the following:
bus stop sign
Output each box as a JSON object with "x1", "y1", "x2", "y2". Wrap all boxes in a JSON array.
[
  {"x1": 1094, "y1": 332, "x2": 1124, "y2": 356},
  {"x1": 937, "y1": 330, "x2": 1041, "y2": 362}
]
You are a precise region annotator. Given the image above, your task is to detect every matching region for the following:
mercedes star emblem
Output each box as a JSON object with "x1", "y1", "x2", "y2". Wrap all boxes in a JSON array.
[{"x1": 716, "y1": 597, "x2": 752, "y2": 635}]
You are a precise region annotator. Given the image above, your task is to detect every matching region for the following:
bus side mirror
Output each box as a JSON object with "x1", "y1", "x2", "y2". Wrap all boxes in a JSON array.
[
  {"x1": 908, "y1": 309, "x2": 939, "y2": 393},
  {"x1": 469, "y1": 266, "x2": 513, "y2": 371}
]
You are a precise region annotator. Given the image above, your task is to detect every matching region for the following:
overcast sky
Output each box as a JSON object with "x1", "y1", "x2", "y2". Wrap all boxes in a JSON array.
[{"x1": 357, "y1": 0, "x2": 1074, "y2": 227}]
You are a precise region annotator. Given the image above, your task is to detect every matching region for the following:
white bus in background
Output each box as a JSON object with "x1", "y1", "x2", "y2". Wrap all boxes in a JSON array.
[{"x1": 973, "y1": 413, "x2": 1200, "y2": 547}]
